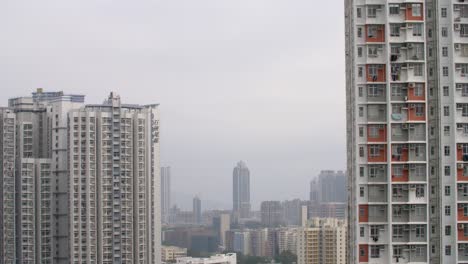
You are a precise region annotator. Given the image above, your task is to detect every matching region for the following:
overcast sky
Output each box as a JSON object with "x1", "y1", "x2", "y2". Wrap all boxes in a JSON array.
[{"x1": 1, "y1": 0, "x2": 345, "y2": 210}]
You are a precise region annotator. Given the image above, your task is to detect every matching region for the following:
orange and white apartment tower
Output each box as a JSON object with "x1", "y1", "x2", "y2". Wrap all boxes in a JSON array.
[{"x1": 345, "y1": 0, "x2": 468, "y2": 263}]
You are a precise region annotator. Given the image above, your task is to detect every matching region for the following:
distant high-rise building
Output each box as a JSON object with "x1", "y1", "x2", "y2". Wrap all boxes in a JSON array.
[
  {"x1": 176, "y1": 253, "x2": 237, "y2": 264},
  {"x1": 233, "y1": 161, "x2": 251, "y2": 220},
  {"x1": 0, "y1": 90, "x2": 162, "y2": 263},
  {"x1": 310, "y1": 170, "x2": 347, "y2": 204},
  {"x1": 213, "y1": 213, "x2": 230, "y2": 249},
  {"x1": 193, "y1": 196, "x2": 202, "y2": 225},
  {"x1": 161, "y1": 166, "x2": 171, "y2": 224},
  {"x1": 297, "y1": 218, "x2": 346, "y2": 264},
  {"x1": 260, "y1": 201, "x2": 284, "y2": 227}
]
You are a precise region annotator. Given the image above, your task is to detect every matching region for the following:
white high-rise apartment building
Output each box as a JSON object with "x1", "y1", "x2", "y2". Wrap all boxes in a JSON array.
[
  {"x1": 0, "y1": 90, "x2": 162, "y2": 264},
  {"x1": 297, "y1": 218, "x2": 346, "y2": 264},
  {"x1": 233, "y1": 161, "x2": 251, "y2": 220},
  {"x1": 346, "y1": 0, "x2": 468, "y2": 263}
]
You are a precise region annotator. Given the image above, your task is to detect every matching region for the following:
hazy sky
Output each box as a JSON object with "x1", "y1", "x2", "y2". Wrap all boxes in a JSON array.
[{"x1": 1, "y1": 0, "x2": 345, "y2": 210}]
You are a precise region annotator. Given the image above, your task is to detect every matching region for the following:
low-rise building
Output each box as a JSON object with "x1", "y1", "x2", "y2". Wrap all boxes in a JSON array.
[
  {"x1": 176, "y1": 253, "x2": 236, "y2": 264},
  {"x1": 162, "y1": 246, "x2": 188, "y2": 263}
]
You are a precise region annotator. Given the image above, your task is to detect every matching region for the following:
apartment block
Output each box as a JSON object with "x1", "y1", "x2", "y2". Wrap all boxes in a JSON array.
[
  {"x1": 161, "y1": 246, "x2": 187, "y2": 263},
  {"x1": 175, "y1": 253, "x2": 236, "y2": 264},
  {"x1": 0, "y1": 90, "x2": 162, "y2": 263},
  {"x1": 297, "y1": 218, "x2": 346, "y2": 264}
]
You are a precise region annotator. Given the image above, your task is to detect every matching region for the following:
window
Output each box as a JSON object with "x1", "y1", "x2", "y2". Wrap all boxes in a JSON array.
[
  {"x1": 369, "y1": 145, "x2": 381, "y2": 157},
  {"x1": 462, "y1": 24, "x2": 468, "y2": 37},
  {"x1": 357, "y1": 27, "x2": 362, "y2": 38},
  {"x1": 358, "y1": 67, "x2": 363, "y2": 77},
  {"x1": 415, "y1": 104, "x2": 424, "y2": 117},
  {"x1": 360, "y1": 167, "x2": 364, "y2": 177},
  {"x1": 359, "y1": 146, "x2": 364, "y2": 157},
  {"x1": 442, "y1": 27, "x2": 448, "y2": 37},
  {"x1": 464, "y1": 204, "x2": 468, "y2": 216},
  {"x1": 445, "y1": 226, "x2": 451, "y2": 236},
  {"x1": 360, "y1": 247, "x2": 365, "y2": 257},
  {"x1": 462, "y1": 104, "x2": 468, "y2": 117},
  {"x1": 358, "y1": 87, "x2": 363, "y2": 97},
  {"x1": 443, "y1": 67, "x2": 449, "y2": 76},
  {"x1": 445, "y1": 146, "x2": 450, "y2": 156},
  {"x1": 414, "y1": 64, "x2": 423, "y2": 76},
  {"x1": 443, "y1": 86, "x2": 449, "y2": 96},
  {"x1": 369, "y1": 166, "x2": 378, "y2": 178},
  {"x1": 390, "y1": 24, "x2": 401, "y2": 37},
  {"x1": 360, "y1": 227, "x2": 365, "y2": 237},
  {"x1": 412, "y1": 24, "x2": 422, "y2": 36},
  {"x1": 392, "y1": 85, "x2": 403, "y2": 97},
  {"x1": 367, "y1": 25, "x2": 379, "y2": 38},
  {"x1": 367, "y1": 6, "x2": 378, "y2": 18},
  {"x1": 370, "y1": 246, "x2": 380, "y2": 258},
  {"x1": 359, "y1": 107, "x2": 364, "y2": 117},
  {"x1": 444, "y1": 106, "x2": 449, "y2": 116},
  {"x1": 445, "y1": 245, "x2": 451, "y2": 256},
  {"x1": 359, "y1": 127, "x2": 364, "y2": 137},
  {"x1": 358, "y1": 47, "x2": 363, "y2": 57},
  {"x1": 442, "y1": 47, "x2": 448, "y2": 57},
  {"x1": 414, "y1": 84, "x2": 423, "y2": 96},
  {"x1": 444, "y1": 126, "x2": 450, "y2": 136},
  {"x1": 415, "y1": 225, "x2": 425, "y2": 238},
  {"x1": 441, "y1": 8, "x2": 447, "y2": 18},
  {"x1": 445, "y1": 186, "x2": 451, "y2": 196},
  {"x1": 412, "y1": 4, "x2": 421, "y2": 17},
  {"x1": 360, "y1": 187, "x2": 365, "y2": 197},
  {"x1": 460, "y1": 64, "x2": 468, "y2": 75},
  {"x1": 357, "y1": 7, "x2": 362, "y2": 18},
  {"x1": 416, "y1": 185, "x2": 425, "y2": 198},
  {"x1": 389, "y1": 4, "x2": 400, "y2": 15},
  {"x1": 368, "y1": 46, "x2": 378, "y2": 57},
  {"x1": 445, "y1": 205, "x2": 451, "y2": 216},
  {"x1": 368, "y1": 65, "x2": 378, "y2": 79},
  {"x1": 368, "y1": 85, "x2": 382, "y2": 97},
  {"x1": 369, "y1": 126, "x2": 380, "y2": 138},
  {"x1": 462, "y1": 84, "x2": 468, "y2": 97}
]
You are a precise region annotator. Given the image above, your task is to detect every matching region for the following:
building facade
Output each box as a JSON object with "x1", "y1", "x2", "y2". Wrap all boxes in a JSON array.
[
  {"x1": 193, "y1": 196, "x2": 202, "y2": 225},
  {"x1": 260, "y1": 201, "x2": 285, "y2": 227},
  {"x1": 213, "y1": 213, "x2": 231, "y2": 249},
  {"x1": 233, "y1": 161, "x2": 251, "y2": 220},
  {"x1": 161, "y1": 246, "x2": 187, "y2": 263},
  {"x1": 175, "y1": 253, "x2": 236, "y2": 264},
  {"x1": 0, "y1": 90, "x2": 162, "y2": 263},
  {"x1": 161, "y1": 166, "x2": 171, "y2": 225},
  {"x1": 297, "y1": 218, "x2": 346, "y2": 264}
]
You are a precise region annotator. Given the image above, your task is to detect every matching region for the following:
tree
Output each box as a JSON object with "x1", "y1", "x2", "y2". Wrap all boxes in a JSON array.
[{"x1": 274, "y1": 250, "x2": 297, "y2": 264}]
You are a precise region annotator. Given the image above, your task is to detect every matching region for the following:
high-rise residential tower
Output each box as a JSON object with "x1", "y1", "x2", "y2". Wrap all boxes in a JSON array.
[
  {"x1": 161, "y1": 166, "x2": 171, "y2": 225},
  {"x1": 345, "y1": 1, "x2": 441, "y2": 263},
  {"x1": 0, "y1": 90, "x2": 162, "y2": 264},
  {"x1": 193, "y1": 196, "x2": 202, "y2": 225},
  {"x1": 233, "y1": 161, "x2": 251, "y2": 220}
]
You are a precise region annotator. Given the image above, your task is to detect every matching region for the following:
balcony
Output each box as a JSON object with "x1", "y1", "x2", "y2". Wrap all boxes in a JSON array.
[
  {"x1": 458, "y1": 243, "x2": 468, "y2": 261},
  {"x1": 367, "y1": 165, "x2": 387, "y2": 183},
  {"x1": 392, "y1": 144, "x2": 409, "y2": 162},
  {"x1": 460, "y1": 224, "x2": 468, "y2": 242},
  {"x1": 366, "y1": 64, "x2": 386, "y2": 82},
  {"x1": 366, "y1": 84, "x2": 386, "y2": 102},
  {"x1": 368, "y1": 144, "x2": 387, "y2": 162},
  {"x1": 359, "y1": 204, "x2": 387, "y2": 223},
  {"x1": 457, "y1": 144, "x2": 468, "y2": 162},
  {"x1": 368, "y1": 225, "x2": 388, "y2": 244},
  {"x1": 388, "y1": 23, "x2": 425, "y2": 43},
  {"x1": 392, "y1": 204, "x2": 426, "y2": 223},
  {"x1": 392, "y1": 185, "x2": 409, "y2": 202},
  {"x1": 408, "y1": 164, "x2": 426, "y2": 182},
  {"x1": 391, "y1": 123, "x2": 426, "y2": 142},
  {"x1": 405, "y1": 3, "x2": 424, "y2": 21},
  {"x1": 459, "y1": 164, "x2": 468, "y2": 181},
  {"x1": 408, "y1": 144, "x2": 426, "y2": 161},
  {"x1": 359, "y1": 244, "x2": 369, "y2": 263},
  {"x1": 363, "y1": 45, "x2": 387, "y2": 65},
  {"x1": 367, "y1": 105, "x2": 387, "y2": 122},
  {"x1": 392, "y1": 224, "x2": 426, "y2": 243},
  {"x1": 457, "y1": 123, "x2": 468, "y2": 143},
  {"x1": 456, "y1": 105, "x2": 468, "y2": 124},
  {"x1": 367, "y1": 125, "x2": 386, "y2": 142},
  {"x1": 459, "y1": 203, "x2": 468, "y2": 221},
  {"x1": 366, "y1": 24, "x2": 385, "y2": 43},
  {"x1": 391, "y1": 104, "x2": 408, "y2": 122},
  {"x1": 392, "y1": 164, "x2": 409, "y2": 182},
  {"x1": 458, "y1": 184, "x2": 468, "y2": 201},
  {"x1": 368, "y1": 185, "x2": 387, "y2": 203}
]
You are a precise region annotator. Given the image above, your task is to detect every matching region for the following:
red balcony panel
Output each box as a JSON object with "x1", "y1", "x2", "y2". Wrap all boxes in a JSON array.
[
  {"x1": 391, "y1": 145, "x2": 408, "y2": 162},
  {"x1": 458, "y1": 166, "x2": 468, "y2": 181},
  {"x1": 458, "y1": 225, "x2": 468, "y2": 241},
  {"x1": 458, "y1": 204, "x2": 468, "y2": 221},
  {"x1": 458, "y1": 145, "x2": 466, "y2": 162},
  {"x1": 405, "y1": 4, "x2": 424, "y2": 21},
  {"x1": 392, "y1": 167, "x2": 409, "y2": 182},
  {"x1": 367, "y1": 125, "x2": 387, "y2": 143},
  {"x1": 359, "y1": 244, "x2": 369, "y2": 263},
  {"x1": 408, "y1": 104, "x2": 425, "y2": 121},
  {"x1": 368, "y1": 145, "x2": 387, "y2": 162},
  {"x1": 407, "y1": 84, "x2": 425, "y2": 101},
  {"x1": 359, "y1": 205, "x2": 369, "y2": 223},
  {"x1": 365, "y1": 25, "x2": 385, "y2": 42},
  {"x1": 366, "y1": 65, "x2": 386, "y2": 82}
]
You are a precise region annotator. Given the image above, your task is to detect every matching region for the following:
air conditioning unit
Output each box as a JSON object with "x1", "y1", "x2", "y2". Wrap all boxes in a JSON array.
[
  {"x1": 459, "y1": 144, "x2": 464, "y2": 150},
  {"x1": 457, "y1": 83, "x2": 463, "y2": 89},
  {"x1": 402, "y1": 123, "x2": 409, "y2": 129},
  {"x1": 409, "y1": 124, "x2": 415, "y2": 130},
  {"x1": 455, "y1": 24, "x2": 461, "y2": 31},
  {"x1": 460, "y1": 223, "x2": 465, "y2": 230},
  {"x1": 410, "y1": 184, "x2": 416, "y2": 189},
  {"x1": 408, "y1": 43, "x2": 414, "y2": 49},
  {"x1": 404, "y1": 96, "x2": 408, "y2": 101},
  {"x1": 409, "y1": 82, "x2": 415, "y2": 88},
  {"x1": 456, "y1": 43, "x2": 461, "y2": 50},
  {"x1": 459, "y1": 163, "x2": 465, "y2": 169}
]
